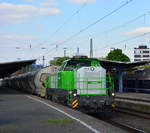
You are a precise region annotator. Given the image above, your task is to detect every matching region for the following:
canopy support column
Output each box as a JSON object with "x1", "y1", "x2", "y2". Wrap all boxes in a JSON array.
[{"x1": 117, "y1": 68, "x2": 124, "y2": 93}]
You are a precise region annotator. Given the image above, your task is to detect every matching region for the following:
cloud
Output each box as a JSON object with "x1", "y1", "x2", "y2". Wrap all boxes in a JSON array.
[
  {"x1": 68, "y1": 0, "x2": 96, "y2": 3},
  {"x1": 0, "y1": 33, "x2": 37, "y2": 43},
  {"x1": 3, "y1": 34, "x2": 37, "y2": 40},
  {"x1": 125, "y1": 27, "x2": 150, "y2": 35},
  {"x1": 0, "y1": 2, "x2": 60, "y2": 24},
  {"x1": 41, "y1": 0, "x2": 58, "y2": 7}
]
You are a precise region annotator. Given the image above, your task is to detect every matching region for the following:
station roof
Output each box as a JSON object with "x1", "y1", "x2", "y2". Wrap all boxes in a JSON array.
[
  {"x1": 99, "y1": 59, "x2": 150, "y2": 69},
  {"x1": 0, "y1": 59, "x2": 36, "y2": 78}
]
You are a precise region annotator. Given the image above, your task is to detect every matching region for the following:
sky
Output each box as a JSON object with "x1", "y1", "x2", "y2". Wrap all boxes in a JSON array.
[{"x1": 0, "y1": 0, "x2": 150, "y2": 65}]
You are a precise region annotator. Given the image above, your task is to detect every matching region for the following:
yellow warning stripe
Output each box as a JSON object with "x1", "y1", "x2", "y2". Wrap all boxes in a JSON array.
[
  {"x1": 71, "y1": 97, "x2": 76, "y2": 102},
  {"x1": 72, "y1": 99, "x2": 78, "y2": 106},
  {"x1": 73, "y1": 102, "x2": 79, "y2": 108}
]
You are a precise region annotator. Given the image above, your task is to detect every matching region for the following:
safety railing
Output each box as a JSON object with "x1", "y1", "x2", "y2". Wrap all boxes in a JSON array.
[{"x1": 75, "y1": 76, "x2": 114, "y2": 95}]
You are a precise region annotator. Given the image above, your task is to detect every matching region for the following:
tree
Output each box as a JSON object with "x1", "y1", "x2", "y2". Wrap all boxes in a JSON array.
[{"x1": 106, "y1": 49, "x2": 130, "y2": 62}]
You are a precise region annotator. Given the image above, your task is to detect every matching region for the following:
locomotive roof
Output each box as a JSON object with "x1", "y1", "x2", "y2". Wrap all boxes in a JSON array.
[{"x1": 64, "y1": 57, "x2": 99, "y2": 63}]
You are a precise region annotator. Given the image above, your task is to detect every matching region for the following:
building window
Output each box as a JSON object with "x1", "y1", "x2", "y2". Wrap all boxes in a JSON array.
[
  {"x1": 134, "y1": 50, "x2": 141, "y2": 54},
  {"x1": 143, "y1": 59, "x2": 149, "y2": 61},
  {"x1": 134, "y1": 55, "x2": 141, "y2": 57},
  {"x1": 143, "y1": 51, "x2": 149, "y2": 53},
  {"x1": 134, "y1": 59, "x2": 141, "y2": 61},
  {"x1": 143, "y1": 55, "x2": 149, "y2": 57},
  {"x1": 139, "y1": 45, "x2": 148, "y2": 49}
]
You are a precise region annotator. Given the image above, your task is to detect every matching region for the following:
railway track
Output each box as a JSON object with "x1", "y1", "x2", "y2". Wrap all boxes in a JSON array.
[
  {"x1": 101, "y1": 118, "x2": 147, "y2": 133},
  {"x1": 114, "y1": 107, "x2": 150, "y2": 120},
  {"x1": 92, "y1": 107, "x2": 150, "y2": 133}
]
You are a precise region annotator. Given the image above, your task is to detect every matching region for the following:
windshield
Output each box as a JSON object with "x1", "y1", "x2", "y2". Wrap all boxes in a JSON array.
[{"x1": 64, "y1": 60, "x2": 91, "y2": 71}]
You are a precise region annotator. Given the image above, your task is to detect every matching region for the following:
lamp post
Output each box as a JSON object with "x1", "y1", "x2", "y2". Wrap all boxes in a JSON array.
[{"x1": 64, "y1": 48, "x2": 67, "y2": 57}]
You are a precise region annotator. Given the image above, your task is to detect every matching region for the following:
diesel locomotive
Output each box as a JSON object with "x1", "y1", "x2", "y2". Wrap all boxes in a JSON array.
[{"x1": 2, "y1": 56, "x2": 115, "y2": 113}]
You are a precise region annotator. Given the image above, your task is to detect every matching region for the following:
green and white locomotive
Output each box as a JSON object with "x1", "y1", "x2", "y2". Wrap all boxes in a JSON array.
[{"x1": 44, "y1": 56, "x2": 115, "y2": 113}]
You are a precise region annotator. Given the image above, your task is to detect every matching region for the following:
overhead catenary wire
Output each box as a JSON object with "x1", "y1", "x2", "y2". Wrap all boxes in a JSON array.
[
  {"x1": 67, "y1": 10, "x2": 150, "y2": 53},
  {"x1": 0, "y1": 37, "x2": 28, "y2": 47},
  {"x1": 57, "y1": 0, "x2": 133, "y2": 44},
  {"x1": 35, "y1": 0, "x2": 89, "y2": 49},
  {"x1": 36, "y1": 45, "x2": 60, "y2": 60},
  {"x1": 38, "y1": 0, "x2": 134, "y2": 59},
  {"x1": 0, "y1": 1, "x2": 89, "y2": 52},
  {"x1": 96, "y1": 32, "x2": 150, "y2": 51},
  {"x1": 52, "y1": 0, "x2": 88, "y2": 35},
  {"x1": 94, "y1": 11, "x2": 150, "y2": 37},
  {"x1": 27, "y1": 0, "x2": 88, "y2": 60},
  {"x1": 61, "y1": 10, "x2": 150, "y2": 49},
  {"x1": 93, "y1": 10, "x2": 150, "y2": 51}
]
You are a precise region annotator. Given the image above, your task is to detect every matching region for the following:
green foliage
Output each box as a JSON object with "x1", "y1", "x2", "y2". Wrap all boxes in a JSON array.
[
  {"x1": 134, "y1": 65, "x2": 150, "y2": 69},
  {"x1": 54, "y1": 57, "x2": 70, "y2": 66},
  {"x1": 106, "y1": 49, "x2": 130, "y2": 62},
  {"x1": 44, "y1": 119, "x2": 74, "y2": 124}
]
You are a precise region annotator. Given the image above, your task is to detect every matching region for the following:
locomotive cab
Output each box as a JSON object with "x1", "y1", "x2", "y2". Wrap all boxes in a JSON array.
[{"x1": 59, "y1": 56, "x2": 100, "y2": 71}]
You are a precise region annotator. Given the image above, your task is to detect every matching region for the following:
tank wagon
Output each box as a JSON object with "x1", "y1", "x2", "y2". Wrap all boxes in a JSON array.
[
  {"x1": 2, "y1": 56, "x2": 115, "y2": 113},
  {"x1": 2, "y1": 66, "x2": 58, "y2": 96}
]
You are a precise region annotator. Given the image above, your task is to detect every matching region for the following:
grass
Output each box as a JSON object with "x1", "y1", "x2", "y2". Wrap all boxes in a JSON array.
[{"x1": 42, "y1": 118, "x2": 74, "y2": 124}]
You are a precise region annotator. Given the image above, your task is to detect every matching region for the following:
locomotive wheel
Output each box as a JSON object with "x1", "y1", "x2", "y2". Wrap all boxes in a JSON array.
[{"x1": 48, "y1": 95, "x2": 52, "y2": 100}]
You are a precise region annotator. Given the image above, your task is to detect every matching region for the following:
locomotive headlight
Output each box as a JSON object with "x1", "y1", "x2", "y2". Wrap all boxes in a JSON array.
[
  {"x1": 90, "y1": 67, "x2": 95, "y2": 71},
  {"x1": 72, "y1": 89, "x2": 77, "y2": 97},
  {"x1": 73, "y1": 93, "x2": 77, "y2": 97},
  {"x1": 112, "y1": 93, "x2": 115, "y2": 96}
]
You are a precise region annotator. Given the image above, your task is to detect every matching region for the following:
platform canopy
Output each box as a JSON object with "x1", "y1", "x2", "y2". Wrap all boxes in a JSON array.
[
  {"x1": 99, "y1": 59, "x2": 150, "y2": 69},
  {"x1": 98, "y1": 59, "x2": 150, "y2": 93},
  {"x1": 0, "y1": 59, "x2": 36, "y2": 78}
]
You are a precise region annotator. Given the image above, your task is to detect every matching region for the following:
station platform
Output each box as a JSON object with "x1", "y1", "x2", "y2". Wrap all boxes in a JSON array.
[
  {"x1": 115, "y1": 93, "x2": 150, "y2": 114},
  {"x1": 0, "y1": 88, "x2": 128, "y2": 133}
]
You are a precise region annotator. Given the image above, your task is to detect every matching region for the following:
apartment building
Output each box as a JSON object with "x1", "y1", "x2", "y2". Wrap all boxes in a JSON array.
[{"x1": 134, "y1": 45, "x2": 150, "y2": 61}]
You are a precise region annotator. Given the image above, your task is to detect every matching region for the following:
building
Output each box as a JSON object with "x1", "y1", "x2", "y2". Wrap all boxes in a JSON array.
[{"x1": 134, "y1": 45, "x2": 150, "y2": 61}]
